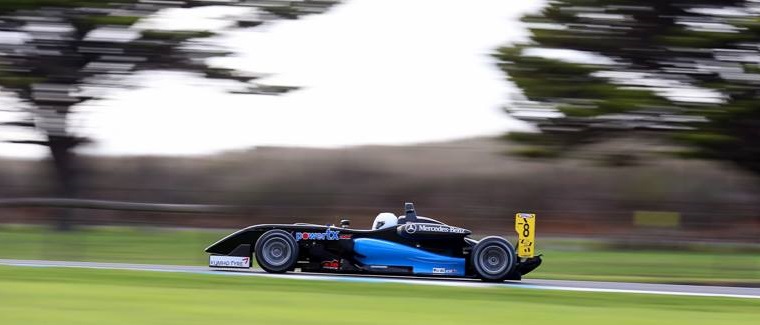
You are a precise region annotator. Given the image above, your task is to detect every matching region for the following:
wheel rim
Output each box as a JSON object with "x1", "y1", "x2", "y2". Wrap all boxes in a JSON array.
[
  {"x1": 479, "y1": 246, "x2": 509, "y2": 274},
  {"x1": 262, "y1": 237, "x2": 291, "y2": 267}
]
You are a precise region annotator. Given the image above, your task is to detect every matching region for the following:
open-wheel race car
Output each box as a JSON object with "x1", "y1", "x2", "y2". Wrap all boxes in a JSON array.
[{"x1": 206, "y1": 203, "x2": 542, "y2": 281}]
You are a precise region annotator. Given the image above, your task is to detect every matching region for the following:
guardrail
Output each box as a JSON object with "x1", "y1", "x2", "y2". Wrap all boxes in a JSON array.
[{"x1": 0, "y1": 198, "x2": 239, "y2": 214}]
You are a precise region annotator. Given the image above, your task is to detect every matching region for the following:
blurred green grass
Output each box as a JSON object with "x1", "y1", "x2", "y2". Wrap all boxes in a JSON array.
[
  {"x1": 0, "y1": 225, "x2": 758, "y2": 284},
  {"x1": 0, "y1": 266, "x2": 758, "y2": 325},
  {"x1": 537, "y1": 250, "x2": 760, "y2": 284},
  {"x1": 0, "y1": 225, "x2": 222, "y2": 265}
]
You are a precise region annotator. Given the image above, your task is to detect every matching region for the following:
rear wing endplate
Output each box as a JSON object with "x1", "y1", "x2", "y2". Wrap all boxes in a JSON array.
[{"x1": 514, "y1": 213, "x2": 536, "y2": 258}]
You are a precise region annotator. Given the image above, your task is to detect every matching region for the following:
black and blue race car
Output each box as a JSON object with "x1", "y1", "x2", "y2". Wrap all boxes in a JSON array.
[{"x1": 205, "y1": 203, "x2": 541, "y2": 281}]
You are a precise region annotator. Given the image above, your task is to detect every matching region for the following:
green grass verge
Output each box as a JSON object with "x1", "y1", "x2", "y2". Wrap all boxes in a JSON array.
[
  {"x1": 0, "y1": 266, "x2": 758, "y2": 325},
  {"x1": 0, "y1": 225, "x2": 222, "y2": 265},
  {"x1": 538, "y1": 250, "x2": 760, "y2": 285},
  {"x1": 0, "y1": 225, "x2": 758, "y2": 284}
]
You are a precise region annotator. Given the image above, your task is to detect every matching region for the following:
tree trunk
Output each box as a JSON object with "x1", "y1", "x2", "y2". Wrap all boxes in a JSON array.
[{"x1": 48, "y1": 136, "x2": 78, "y2": 231}]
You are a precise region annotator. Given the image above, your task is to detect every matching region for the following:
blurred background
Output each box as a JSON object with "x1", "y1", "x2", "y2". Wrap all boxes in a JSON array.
[{"x1": 0, "y1": 0, "x2": 758, "y2": 284}]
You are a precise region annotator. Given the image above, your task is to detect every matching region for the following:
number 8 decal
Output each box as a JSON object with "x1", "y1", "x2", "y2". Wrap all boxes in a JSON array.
[{"x1": 515, "y1": 213, "x2": 536, "y2": 258}]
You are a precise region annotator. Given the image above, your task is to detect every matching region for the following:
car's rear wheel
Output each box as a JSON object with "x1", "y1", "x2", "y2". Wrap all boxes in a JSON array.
[
  {"x1": 255, "y1": 229, "x2": 299, "y2": 273},
  {"x1": 471, "y1": 236, "x2": 516, "y2": 282}
]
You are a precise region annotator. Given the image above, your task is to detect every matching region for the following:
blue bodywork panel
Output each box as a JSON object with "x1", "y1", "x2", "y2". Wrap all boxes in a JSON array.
[{"x1": 353, "y1": 238, "x2": 465, "y2": 276}]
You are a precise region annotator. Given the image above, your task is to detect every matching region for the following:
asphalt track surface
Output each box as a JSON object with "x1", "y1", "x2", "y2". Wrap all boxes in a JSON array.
[{"x1": 2, "y1": 259, "x2": 759, "y2": 299}]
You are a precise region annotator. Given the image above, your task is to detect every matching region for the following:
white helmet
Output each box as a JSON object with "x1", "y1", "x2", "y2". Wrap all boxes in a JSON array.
[{"x1": 372, "y1": 212, "x2": 398, "y2": 230}]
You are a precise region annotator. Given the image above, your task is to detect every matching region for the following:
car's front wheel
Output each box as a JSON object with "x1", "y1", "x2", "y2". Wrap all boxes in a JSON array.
[
  {"x1": 255, "y1": 229, "x2": 299, "y2": 273},
  {"x1": 471, "y1": 236, "x2": 516, "y2": 282}
]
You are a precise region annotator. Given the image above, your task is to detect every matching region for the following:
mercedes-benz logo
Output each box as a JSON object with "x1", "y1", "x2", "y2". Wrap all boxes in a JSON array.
[{"x1": 406, "y1": 224, "x2": 417, "y2": 234}]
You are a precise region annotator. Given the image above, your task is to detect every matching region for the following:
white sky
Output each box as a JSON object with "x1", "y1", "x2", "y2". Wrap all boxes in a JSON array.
[{"x1": 1, "y1": 0, "x2": 545, "y2": 158}]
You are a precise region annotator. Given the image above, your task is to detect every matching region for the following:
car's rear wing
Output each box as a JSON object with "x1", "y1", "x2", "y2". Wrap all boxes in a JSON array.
[{"x1": 514, "y1": 213, "x2": 536, "y2": 258}]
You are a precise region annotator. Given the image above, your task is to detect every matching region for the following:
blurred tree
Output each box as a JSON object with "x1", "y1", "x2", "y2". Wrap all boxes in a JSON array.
[
  {"x1": 0, "y1": 0, "x2": 338, "y2": 229},
  {"x1": 497, "y1": 0, "x2": 760, "y2": 172}
]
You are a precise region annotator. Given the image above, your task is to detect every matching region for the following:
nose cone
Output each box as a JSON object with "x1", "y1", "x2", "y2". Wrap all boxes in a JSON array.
[
  {"x1": 205, "y1": 227, "x2": 256, "y2": 255},
  {"x1": 205, "y1": 241, "x2": 228, "y2": 255}
]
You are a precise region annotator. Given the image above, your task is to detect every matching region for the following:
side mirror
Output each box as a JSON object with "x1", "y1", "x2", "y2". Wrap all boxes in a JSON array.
[{"x1": 340, "y1": 219, "x2": 351, "y2": 228}]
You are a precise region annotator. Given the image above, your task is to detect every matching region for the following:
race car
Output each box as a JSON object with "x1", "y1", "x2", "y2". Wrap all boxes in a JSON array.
[{"x1": 205, "y1": 203, "x2": 542, "y2": 281}]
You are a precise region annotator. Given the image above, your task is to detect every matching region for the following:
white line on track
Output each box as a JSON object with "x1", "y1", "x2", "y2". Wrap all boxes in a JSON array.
[{"x1": 1, "y1": 259, "x2": 759, "y2": 299}]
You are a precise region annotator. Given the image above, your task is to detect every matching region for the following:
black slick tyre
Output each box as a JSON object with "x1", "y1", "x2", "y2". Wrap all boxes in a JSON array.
[
  {"x1": 471, "y1": 236, "x2": 516, "y2": 282},
  {"x1": 255, "y1": 229, "x2": 299, "y2": 273}
]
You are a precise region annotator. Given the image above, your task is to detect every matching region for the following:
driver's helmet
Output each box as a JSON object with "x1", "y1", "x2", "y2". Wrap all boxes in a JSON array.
[{"x1": 372, "y1": 212, "x2": 398, "y2": 230}]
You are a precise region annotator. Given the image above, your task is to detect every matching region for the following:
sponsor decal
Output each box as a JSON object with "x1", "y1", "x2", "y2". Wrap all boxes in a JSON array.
[
  {"x1": 209, "y1": 255, "x2": 251, "y2": 268},
  {"x1": 295, "y1": 229, "x2": 340, "y2": 241},
  {"x1": 407, "y1": 224, "x2": 467, "y2": 234},
  {"x1": 418, "y1": 224, "x2": 467, "y2": 233},
  {"x1": 432, "y1": 267, "x2": 458, "y2": 274},
  {"x1": 339, "y1": 234, "x2": 352, "y2": 240},
  {"x1": 321, "y1": 259, "x2": 340, "y2": 270}
]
